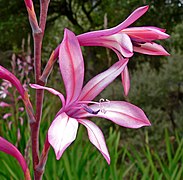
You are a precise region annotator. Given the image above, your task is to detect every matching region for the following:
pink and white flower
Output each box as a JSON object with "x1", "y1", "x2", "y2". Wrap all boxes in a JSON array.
[{"x1": 30, "y1": 29, "x2": 151, "y2": 164}]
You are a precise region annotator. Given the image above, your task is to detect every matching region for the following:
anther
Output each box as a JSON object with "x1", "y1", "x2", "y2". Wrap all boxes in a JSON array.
[
  {"x1": 81, "y1": 104, "x2": 100, "y2": 115},
  {"x1": 99, "y1": 98, "x2": 110, "y2": 114}
]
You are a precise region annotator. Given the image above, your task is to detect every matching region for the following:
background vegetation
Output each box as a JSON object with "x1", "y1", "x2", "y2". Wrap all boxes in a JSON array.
[{"x1": 0, "y1": 0, "x2": 183, "y2": 179}]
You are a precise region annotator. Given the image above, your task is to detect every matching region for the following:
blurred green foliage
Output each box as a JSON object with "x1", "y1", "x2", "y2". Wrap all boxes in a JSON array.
[
  {"x1": 0, "y1": 122, "x2": 182, "y2": 179},
  {"x1": 171, "y1": 22, "x2": 183, "y2": 52}
]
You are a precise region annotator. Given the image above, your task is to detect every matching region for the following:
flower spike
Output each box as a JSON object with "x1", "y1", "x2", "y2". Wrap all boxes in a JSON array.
[{"x1": 0, "y1": 65, "x2": 35, "y2": 123}]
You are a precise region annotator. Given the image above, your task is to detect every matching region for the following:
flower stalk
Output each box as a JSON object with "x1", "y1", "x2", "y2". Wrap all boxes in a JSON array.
[{"x1": 24, "y1": 0, "x2": 51, "y2": 179}]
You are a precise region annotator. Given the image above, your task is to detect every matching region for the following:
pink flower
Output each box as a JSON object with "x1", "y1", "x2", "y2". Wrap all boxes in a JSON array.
[
  {"x1": 0, "y1": 101, "x2": 11, "y2": 107},
  {"x1": 77, "y1": 6, "x2": 170, "y2": 95},
  {"x1": 77, "y1": 6, "x2": 169, "y2": 57},
  {"x1": 0, "y1": 80, "x2": 12, "y2": 99},
  {"x1": 30, "y1": 29, "x2": 150, "y2": 164},
  {"x1": 0, "y1": 137, "x2": 31, "y2": 179},
  {"x1": 3, "y1": 113, "x2": 12, "y2": 119}
]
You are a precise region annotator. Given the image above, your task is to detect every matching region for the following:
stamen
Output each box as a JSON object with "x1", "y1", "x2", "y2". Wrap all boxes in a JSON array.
[
  {"x1": 79, "y1": 99, "x2": 110, "y2": 114},
  {"x1": 99, "y1": 98, "x2": 110, "y2": 114},
  {"x1": 81, "y1": 104, "x2": 100, "y2": 115}
]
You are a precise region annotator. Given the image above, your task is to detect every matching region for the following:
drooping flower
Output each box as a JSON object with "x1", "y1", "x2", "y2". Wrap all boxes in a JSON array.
[
  {"x1": 30, "y1": 29, "x2": 151, "y2": 164},
  {"x1": 0, "y1": 136, "x2": 31, "y2": 180},
  {"x1": 77, "y1": 5, "x2": 170, "y2": 95}
]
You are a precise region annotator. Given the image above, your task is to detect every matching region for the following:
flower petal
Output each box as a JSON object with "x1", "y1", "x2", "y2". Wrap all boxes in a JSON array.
[
  {"x1": 0, "y1": 136, "x2": 30, "y2": 178},
  {"x1": 122, "y1": 26, "x2": 170, "y2": 42},
  {"x1": 30, "y1": 84, "x2": 65, "y2": 106},
  {"x1": 121, "y1": 66, "x2": 130, "y2": 96},
  {"x1": 78, "y1": 119, "x2": 110, "y2": 164},
  {"x1": 59, "y1": 29, "x2": 84, "y2": 105},
  {"x1": 48, "y1": 112, "x2": 78, "y2": 160},
  {"x1": 100, "y1": 33, "x2": 133, "y2": 57},
  {"x1": 77, "y1": 101, "x2": 151, "y2": 128},
  {"x1": 111, "y1": 49, "x2": 131, "y2": 95},
  {"x1": 0, "y1": 65, "x2": 25, "y2": 98},
  {"x1": 77, "y1": 6, "x2": 149, "y2": 40},
  {"x1": 78, "y1": 59, "x2": 128, "y2": 101},
  {"x1": 134, "y1": 42, "x2": 170, "y2": 56}
]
